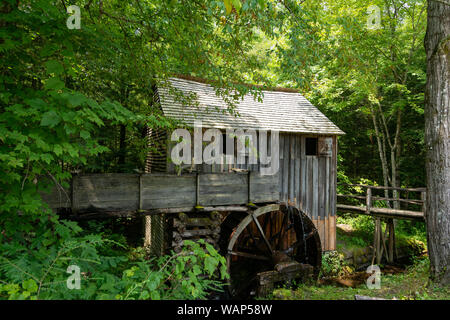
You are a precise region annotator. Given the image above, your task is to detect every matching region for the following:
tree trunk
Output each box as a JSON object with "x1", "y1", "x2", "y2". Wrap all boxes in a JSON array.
[
  {"x1": 424, "y1": 0, "x2": 450, "y2": 285},
  {"x1": 370, "y1": 106, "x2": 391, "y2": 206},
  {"x1": 118, "y1": 124, "x2": 126, "y2": 171}
]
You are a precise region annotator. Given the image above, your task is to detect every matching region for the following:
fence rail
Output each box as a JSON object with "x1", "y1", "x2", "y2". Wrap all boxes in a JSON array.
[
  {"x1": 336, "y1": 184, "x2": 426, "y2": 264},
  {"x1": 336, "y1": 184, "x2": 426, "y2": 220}
]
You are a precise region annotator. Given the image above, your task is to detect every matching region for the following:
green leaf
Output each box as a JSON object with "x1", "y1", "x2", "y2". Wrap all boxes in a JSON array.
[
  {"x1": 192, "y1": 265, "x2": 201, "y2": 276},
  {"x1": 22, "y1": 279, "x2": 38, "y2": 293},
  {"x1": 40, "y1": 111, "x2": 61, "y2": 127},
  {"x1": 224, "y1": 0, "x2": 232, "y2": 14},
  {"x1": 53, "y1": 144, "x2": 63, "y2": 156},
  {"x1": 231, "y1": 0, "x2": 241, "y2": 12},
  {"x1": 150, "y1": 290, "x2": 160, "y2": 300},
  {"x1": 44, "y1": 77, "x2": 65, "y2": 91},
  {"x1": 140, "y1": 290, "x2": 150, "y2": 299},
  {"x1": 68, "y1": 93, "x2": 88, "y2": 107},
  {"x1": 4, "y1": 284, "x2": 20, "y2": 295},
  {"x1": 205, "y1": 243, "x2": 216, "y2": 255},
  {"x1": 80, "y1": 130, "x2": 90, "y2": 140},
  {"x1": 27, "y1": 98, "x2": 47, "y2": 109},
  {"x1": 204, "y1": 256, "x2": 218, "y2": 275},
  {"x1": 45, "y1": 60, "x2": 64, "y2": 76}
]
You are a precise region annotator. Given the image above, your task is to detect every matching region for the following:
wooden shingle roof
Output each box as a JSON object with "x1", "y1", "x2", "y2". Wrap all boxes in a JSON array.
[{"x1": 157, "y1": 77, "x2": 344, "y2": 135}]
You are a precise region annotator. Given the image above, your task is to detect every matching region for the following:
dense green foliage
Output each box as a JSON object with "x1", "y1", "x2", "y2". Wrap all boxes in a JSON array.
[
  {"x1": 308, "y1": 0, "x2": 427, "y2": 189},
  {"x1": 320, "y1": 251, "x2": 348, "y2": 278},
  {"x1": 0, "y1": 234, "x2": 228, "y2": 300}
]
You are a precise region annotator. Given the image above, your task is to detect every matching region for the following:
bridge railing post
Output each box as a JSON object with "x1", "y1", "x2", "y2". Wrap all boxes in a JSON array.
[
  {"x1": 387, "y1": 218, "x2": 395, "y2": 263},
  {"x1": 421, "y1": 191, "x2": 426, "y2": 216},
  {"x1": 366, "y1": 187, "x2": 372, "y2": 215}
]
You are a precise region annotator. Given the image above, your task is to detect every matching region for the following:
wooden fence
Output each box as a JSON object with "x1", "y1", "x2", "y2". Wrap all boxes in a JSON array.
[
  {"x1": 336, "y1": 184, "x2": 426, "y2": 264},
  {"x1": 336, "y1": 184, "x2": 426, "y2": 220}
]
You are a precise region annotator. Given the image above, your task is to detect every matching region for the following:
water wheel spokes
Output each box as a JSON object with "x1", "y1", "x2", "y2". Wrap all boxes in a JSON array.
[{"x1": 222, "y1": 204, "x2": 322, "y2": 298}]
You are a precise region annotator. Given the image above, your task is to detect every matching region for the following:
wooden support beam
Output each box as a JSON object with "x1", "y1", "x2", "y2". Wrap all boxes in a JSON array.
[
  {"x1": 144, "y1": 215, "x2": 151, "y2": 247},
  {"x1": 141, "y1": 174, "x2": 151, "y2": 248},
  {"x1": 67, "y1": 204, "x2": 250, "y2": 221},
  {"x1": 366, "y1": 187, "x2": 372, "y2": 215},
  {"x1": 336, "y1": 204, "x2": 424, "y2": 220},
  {"x1": 257, "y1": 263, "x2": 314, "y2": 297},
  {"x1": 379, "y1": 221, "x2": 389, "y2": 263},
  {"x1": 388, "y1": 219, "x2": 395, "y2": 263},
  {"x1": 375, "y1": 218, "x2": 382, "y2": 265},
  {"x1": 68, "y1": 211, "x2": 139, "y2": 220}
]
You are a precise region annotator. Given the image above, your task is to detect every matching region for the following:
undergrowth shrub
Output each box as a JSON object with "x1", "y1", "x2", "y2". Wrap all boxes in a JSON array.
[
  {"x1": 116, "y1": 240, "x2": 228, "y2": 300},
  {"x1": 0, "y1": 219, "x2": 228, "y2": 300},
  {"x1": 320, "y1": 251, "x2": 349, "y2": 278}
]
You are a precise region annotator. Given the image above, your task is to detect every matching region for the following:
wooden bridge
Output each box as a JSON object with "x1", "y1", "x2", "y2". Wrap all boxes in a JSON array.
[{"x1": 336, "y1": 184, "x2": 426, "y2": 264}]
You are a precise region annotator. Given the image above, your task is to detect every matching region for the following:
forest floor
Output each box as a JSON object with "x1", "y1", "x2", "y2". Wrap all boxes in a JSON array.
[
  {"x1": 271, "y1": 256, "x2": 450, "y2": 300},
  {"x1": 269, "y1": 214, "x2": 450, "y2": 300}
]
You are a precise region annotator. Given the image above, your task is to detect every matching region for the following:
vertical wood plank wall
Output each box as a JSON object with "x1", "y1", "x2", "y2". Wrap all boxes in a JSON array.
[{"x1": 278, "y1": 134, "x2": 337, "y2": 251}]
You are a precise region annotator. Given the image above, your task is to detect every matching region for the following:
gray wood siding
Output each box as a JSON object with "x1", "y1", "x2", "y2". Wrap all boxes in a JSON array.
[
  {"x1": 166, "y1": 130, "x2": 277, "y2": 174},
  {"x1": 163, "y1": 131, "x2": 337, "y2": 222},
  {"x1": 43, "y1": 172, "x2": 280, "y2": 213},
  {"x1": 277, "y1": 134, "x2": 336, "y2": 221},
  {"x1": 277, "y1": 134, "x2": 337, "y2": 250}
]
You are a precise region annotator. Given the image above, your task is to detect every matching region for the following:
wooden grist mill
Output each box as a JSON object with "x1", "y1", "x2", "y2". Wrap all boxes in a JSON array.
[{"x1": 42, "y1": 76, "x2": 345, "y2": 297}]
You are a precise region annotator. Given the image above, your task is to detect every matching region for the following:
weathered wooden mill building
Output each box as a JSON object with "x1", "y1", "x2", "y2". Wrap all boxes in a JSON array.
[
  {"x1": 42, "y1": 76, "x2": 345, "y2": 296},
  {"x1": 145, "y1": 76, "x2": 345, "y2": 252}
]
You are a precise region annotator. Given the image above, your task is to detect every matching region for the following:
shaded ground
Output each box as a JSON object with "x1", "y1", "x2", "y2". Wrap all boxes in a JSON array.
[
  {"x1": 319, "y1": 265, "x2": 406, "y2": 288},
  {"x1": 268, "y1": 214, "x2": 448, "y2": 300},
  {"x1": 271, "y1": 257, "x2": 450, "y2": 300}
]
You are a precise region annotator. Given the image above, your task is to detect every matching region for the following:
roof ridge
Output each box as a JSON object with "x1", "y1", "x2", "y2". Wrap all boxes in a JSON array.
[{"x1": 171, "y1": 74, "x2": 302, "y2": 94}]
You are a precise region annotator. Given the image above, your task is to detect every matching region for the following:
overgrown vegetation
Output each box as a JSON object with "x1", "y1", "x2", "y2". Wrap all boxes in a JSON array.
[
  {"x1": 272, "y1": 257, "x2": 450, "y2": 300},
  {"x1": 267, "y1": 218, "x2": 434, "y2": 300},
  {"x1": 0, "y1": 232, "x2": 228, "y2": 300},
  {"x1": 269, "y1": 211, "x2": 434, "y2": 300},
  {"x1": 320, "y1": 251, "x2": 351, "y2": 278}
]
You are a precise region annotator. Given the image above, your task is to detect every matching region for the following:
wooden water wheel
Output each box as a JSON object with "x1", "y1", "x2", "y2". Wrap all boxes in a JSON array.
[{"x1": 219, "y1": 203, "x2": 322, "y2": 298}]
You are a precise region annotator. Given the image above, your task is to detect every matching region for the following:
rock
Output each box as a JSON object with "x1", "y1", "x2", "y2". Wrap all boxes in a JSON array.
[
  {"x1": 337, "y1": 224, "x2": 354, "y2": 233},
  {"x1": 341, "y1": 248, "x2": 353, "y2": 259}
]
